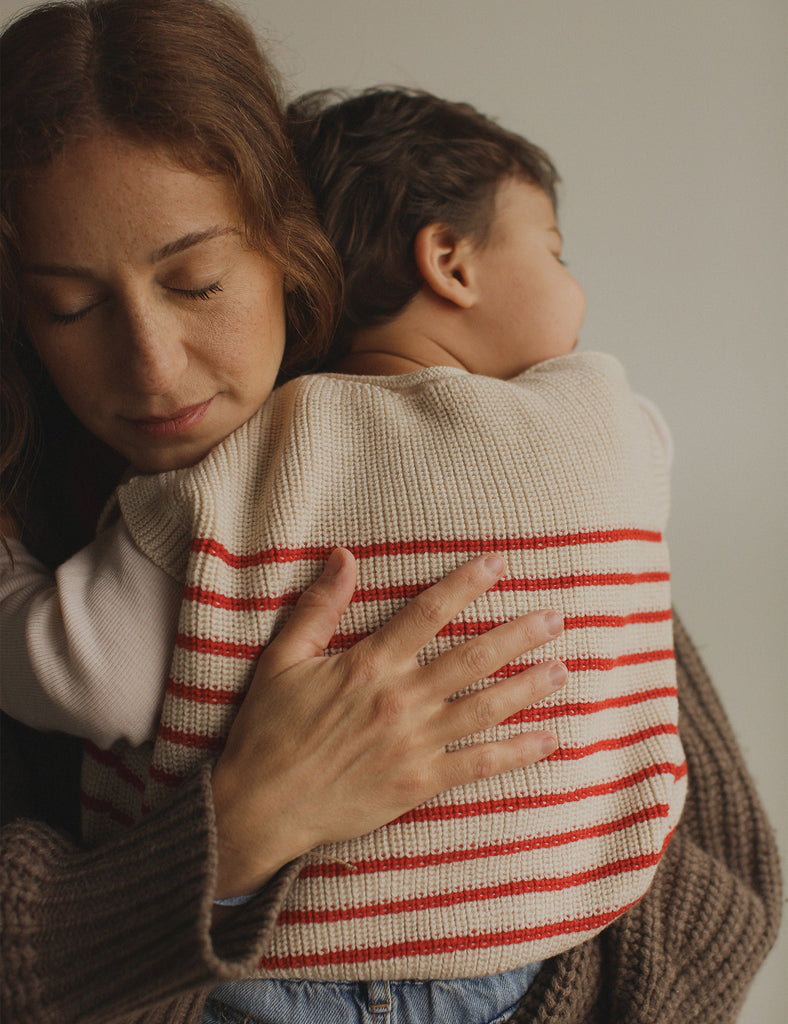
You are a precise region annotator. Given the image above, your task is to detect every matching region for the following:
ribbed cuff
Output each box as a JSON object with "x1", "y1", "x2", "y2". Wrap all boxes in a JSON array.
[{"x1": 1, "y1": 766, "x2": 301, "y2": 1024}]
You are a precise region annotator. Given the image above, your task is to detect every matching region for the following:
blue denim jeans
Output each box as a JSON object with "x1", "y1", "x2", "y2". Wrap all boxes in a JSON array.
[{"x1": 203, "y1": 963, "x2": 543, "y2": 1024}]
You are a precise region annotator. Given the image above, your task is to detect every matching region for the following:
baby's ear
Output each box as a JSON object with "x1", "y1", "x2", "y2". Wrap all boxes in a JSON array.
[{"x1": 413, "y1": 223, "x2": 479, "y2": 309}]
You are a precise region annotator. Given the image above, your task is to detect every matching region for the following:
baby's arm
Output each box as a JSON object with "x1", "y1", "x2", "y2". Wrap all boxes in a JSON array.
[{"x1": 0, "y1": 521, "x2": 181, "y2": 748}]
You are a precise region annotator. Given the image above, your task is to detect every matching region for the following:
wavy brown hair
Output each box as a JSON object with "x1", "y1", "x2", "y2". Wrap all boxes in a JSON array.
[
  {"x1": 288, "y1": 87, "x2": 559, "y2": 355},
  {"x1": 1, "y1": 0, "x2": 341, "y2": 558}
]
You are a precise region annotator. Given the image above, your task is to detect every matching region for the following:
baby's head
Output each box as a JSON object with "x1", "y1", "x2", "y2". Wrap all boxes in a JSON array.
[{"x1": 288, "y1": 87, "x2": 585, "y2": 376}]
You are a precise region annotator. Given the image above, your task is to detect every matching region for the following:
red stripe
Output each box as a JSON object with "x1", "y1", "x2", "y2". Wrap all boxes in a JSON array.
[
  {"x1": 261, "y1": 898, "x2": 642, "y2": 970},
  {"x1": 156, "y1": 723, "x2": 226, "y2": 752},
  {"x1": 82, "y1": 741, "x2": 146, "y2": 792},
  {"x1": 494, "y1": 571, "x2": 669, "y2": 595},
  {"x1": 182, "y1": 570, "x2": 670, "y2": 615},
  {"x1": 488, "y1": 648, "x2": 674, "y2": 684},
  {"x1": 282, "y1": 835, "x2": 672, "y2": 926},
  {"x1": 175, "y1": 633, "x2": 261, "y2": 660},
  {"x1": 182, "y1": 583, "x2": 298, "y2": 612},
  {"x1": 192, "y1": 528, "x2": 663, "y2": 568},
  {"x1": 299, "y1": 803, "x2": 671, "y2": 880},
  {"x1": 564, "y1": 610, "x2": 672, "y2": 628},
  {"x1": 393, "y1": 760, "x2": 687, "y2": 826},
  {"x1": 80, "y1": 791, "x2": 136, "y2": 827},
  {"x1": 545, "y1": 723, "x2": 679, "y2": 762},
  {"x1": 505, "y1": 685, "x2": 678, "y2": 726},
  {"x1": 166, "y1": 677, "x2": 245, "y2": 706}
]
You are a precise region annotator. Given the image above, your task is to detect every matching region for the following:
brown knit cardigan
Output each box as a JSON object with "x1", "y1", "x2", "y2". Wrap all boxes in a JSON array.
[{"x1": 0, "y1": 615, "x2": 781, "y2": 1024}]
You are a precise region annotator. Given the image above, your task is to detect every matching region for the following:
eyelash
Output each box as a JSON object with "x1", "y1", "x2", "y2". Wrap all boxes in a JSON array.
[
  {"x1": 176, "y1": 282, "x2": 224, "y2": 301},
  {"x1": 48, "y1": 281, "x2": 224, "y2": 325},
  {"x1": 49, "y1": 307, "x2": 92, "y2": 326}
]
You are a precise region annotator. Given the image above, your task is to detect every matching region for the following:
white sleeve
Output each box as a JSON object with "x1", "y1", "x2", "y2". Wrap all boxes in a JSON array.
[{"x1": 0, "y1": 522, "x2": 181, "y2": 748}]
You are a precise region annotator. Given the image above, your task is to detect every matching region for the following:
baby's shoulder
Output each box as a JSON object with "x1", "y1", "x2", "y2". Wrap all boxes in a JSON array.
[
  {"x1": 275, "y1": 356, "x2": 635, "y2": 430},
  {"x1": 513, "y1": 350, "x2": 628, "y2": 388}
]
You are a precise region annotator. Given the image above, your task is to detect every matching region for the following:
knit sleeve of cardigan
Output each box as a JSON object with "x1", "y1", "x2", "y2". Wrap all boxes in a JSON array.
[
  {"x1": 0, "y1": 765, "x2": 302, "y2": 1024},
  {"x1": 510, "y1": 611, "x2": 783, "y2": 1024}
]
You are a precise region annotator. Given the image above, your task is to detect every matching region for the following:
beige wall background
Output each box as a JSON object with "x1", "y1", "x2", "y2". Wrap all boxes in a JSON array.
[{"x1": 3, "y1": 0, "x2": 785, "y2": 1019}]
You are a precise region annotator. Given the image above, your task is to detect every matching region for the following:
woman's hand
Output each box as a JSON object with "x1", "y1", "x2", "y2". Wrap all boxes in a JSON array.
[{"x1": 211, "y1": 548, "x2": 566, "y2": 899}]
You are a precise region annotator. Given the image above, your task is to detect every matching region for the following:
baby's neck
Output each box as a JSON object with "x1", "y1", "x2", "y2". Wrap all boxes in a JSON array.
[
  {"x1": 333, "y1": 320, "x2": 470, "y2": 377},
  {"x1": 333, "y1": 350, "x2": 438, "y2": 376}
]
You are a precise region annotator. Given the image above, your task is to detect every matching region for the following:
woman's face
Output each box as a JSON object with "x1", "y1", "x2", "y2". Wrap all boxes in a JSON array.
[{"x1": 17, "y1": 132, "x2": 287, "y2": 473}]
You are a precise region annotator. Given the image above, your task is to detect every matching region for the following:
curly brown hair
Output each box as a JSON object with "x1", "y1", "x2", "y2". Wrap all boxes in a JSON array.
[
  {"x1": 287, "y1": 87, "x2": 559, "y2": 355},
  {"x1": 1, "y1": 0, "x2": 341, "y2": 554}
]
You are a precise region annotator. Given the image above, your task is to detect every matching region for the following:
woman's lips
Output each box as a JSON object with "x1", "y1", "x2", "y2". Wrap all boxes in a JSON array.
[{"x1": 128, "y1": 398, "x2": 213, "y2": 437}]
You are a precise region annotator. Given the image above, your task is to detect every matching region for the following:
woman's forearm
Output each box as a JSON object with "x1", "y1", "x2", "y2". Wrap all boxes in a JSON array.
[{"x1": 0, "y1": 767, "x2": 297, "y2": 1024}]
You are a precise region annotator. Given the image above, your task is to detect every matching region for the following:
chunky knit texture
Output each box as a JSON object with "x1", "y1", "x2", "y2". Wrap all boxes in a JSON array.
[
  {"x1": 1, "y1": 616, "x2": 780, "y2": 1023},
  {"x1": 81, "y1": 353, "x2": 686, "y2": 979},
  {"x1": 1, "y1": 765, "x2": 305, "y2": 1024}
]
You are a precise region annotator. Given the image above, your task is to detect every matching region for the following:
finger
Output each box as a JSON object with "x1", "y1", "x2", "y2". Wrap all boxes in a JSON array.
[
  {"x1": 435, "y1": 659, "x2": 568, "y2": 747},
  {"x1": 363, "y1": 554, "x2": 508, "y2": 661},
  {"x1": 439, "y1": 730, "x2": 558, "y2": 792},
  {"x1": 263, "y1": 548, "x2": 357, "y2": 671},
  {"x1": 421, "y1": 607, "x2": 564, "y2": 701}
]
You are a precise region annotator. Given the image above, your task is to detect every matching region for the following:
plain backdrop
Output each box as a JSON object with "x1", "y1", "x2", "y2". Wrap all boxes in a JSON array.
[{"x1": 2, "y1": 0, "x2": 786, "y2": 1020}]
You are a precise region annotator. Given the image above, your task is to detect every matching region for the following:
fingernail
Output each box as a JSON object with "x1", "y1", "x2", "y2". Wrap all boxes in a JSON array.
[
  {"x1": 539, "y1": 734, "x2": 558, "y2": 758},
  {"x1": 543, "y1": 610, "x2": 563, "y2": 636},
  {"x1": 548, "y1": 660, "x2": 568, "y2": 690},
  {"x1": 323, "y1": 549, "x2": 343, "y2": 576},
  {"x1": 484, "y1": 554, "x2": 506, "y2": 576}
]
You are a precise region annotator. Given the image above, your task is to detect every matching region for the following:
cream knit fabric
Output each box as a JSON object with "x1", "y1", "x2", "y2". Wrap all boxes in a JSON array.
[{"x1": 81, "y1": 352, "x2": 686, "y2": 980}]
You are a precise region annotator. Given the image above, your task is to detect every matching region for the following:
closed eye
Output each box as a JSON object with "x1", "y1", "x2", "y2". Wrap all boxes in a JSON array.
[
  {"x1": 172, "y1": 282, "x2": 224, "y2": 300},
  {"x1": 49, "y1": 303, "x2": 100, "y2": 325},
  {"x1": 47, "y1": 282, "x2": 224, "y2": 323}
]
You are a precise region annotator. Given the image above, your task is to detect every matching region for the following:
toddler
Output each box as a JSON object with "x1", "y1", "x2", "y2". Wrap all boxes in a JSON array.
[{"x1": 1, "y1": 87, "x2": 686, "y2": 1023}]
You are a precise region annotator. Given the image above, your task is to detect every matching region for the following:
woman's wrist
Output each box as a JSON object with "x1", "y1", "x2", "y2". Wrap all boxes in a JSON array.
[{"x1": 210, "y1": 756, "x2": 307, "y2": 901}]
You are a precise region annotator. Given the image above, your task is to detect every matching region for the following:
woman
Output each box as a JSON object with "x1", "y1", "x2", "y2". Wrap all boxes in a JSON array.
[
  {"x1": 0, "y1": 1, "x2": 781, "y2": 1023},
  {"x1": 0, "y1": 0, "x2": 565, "y2": 1019}
]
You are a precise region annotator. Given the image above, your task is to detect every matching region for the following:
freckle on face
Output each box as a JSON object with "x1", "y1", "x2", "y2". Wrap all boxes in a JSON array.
[{"x1": 18, "y1": 131, "x2": 287, "y2": 472}]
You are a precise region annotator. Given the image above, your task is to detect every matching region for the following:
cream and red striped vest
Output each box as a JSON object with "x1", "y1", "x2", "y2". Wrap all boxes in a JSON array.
[{"x1": 82, "y1": 352, "x2": 686, "y2": 979}]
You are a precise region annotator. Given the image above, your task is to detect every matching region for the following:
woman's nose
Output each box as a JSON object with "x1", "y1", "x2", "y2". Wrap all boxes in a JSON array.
[{"x1": 118, "y1": 302, "x2": 189, "y2": 395}]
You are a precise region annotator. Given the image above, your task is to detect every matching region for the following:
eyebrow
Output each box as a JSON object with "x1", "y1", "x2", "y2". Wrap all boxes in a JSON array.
[
  {"x1": 21, "y1": 225, "x2": 240, "y2": 278},
  {"x1": 548, "y1": 226, "x2": 563, "y2": 242},
  {"x1": 152, "y1": 226, "x2": 239, "y2": 262}
]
